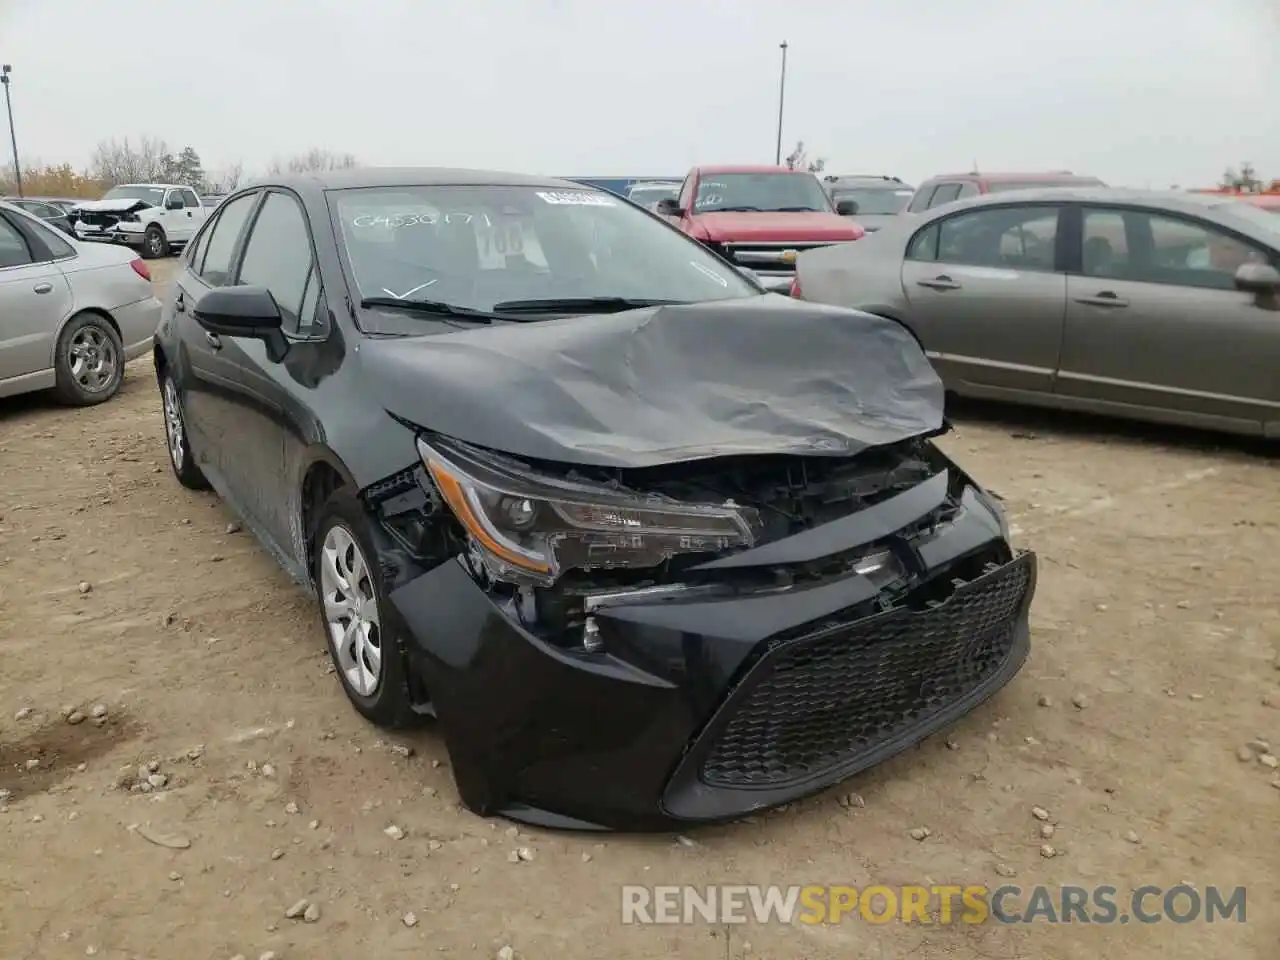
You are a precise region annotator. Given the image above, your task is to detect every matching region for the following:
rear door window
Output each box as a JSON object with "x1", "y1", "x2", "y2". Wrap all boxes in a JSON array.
[
  {"x1": 936, "y1": 205, "x2": 1061, "y2": 271},
  {"x1": 0, "y1": 215, "x2": 33, "y2": 268},
  {"x1": 197, "y1": 192, "x2": 259, "y2": 286}
]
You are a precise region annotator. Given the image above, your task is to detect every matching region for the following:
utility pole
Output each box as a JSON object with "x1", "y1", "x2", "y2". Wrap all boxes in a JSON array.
[
  {"x1": 1, "y1": 64, "x2": 20, "y2": 197},
  {"x1": 774, "y1": 41, "x2": 788, "y2": 166}
]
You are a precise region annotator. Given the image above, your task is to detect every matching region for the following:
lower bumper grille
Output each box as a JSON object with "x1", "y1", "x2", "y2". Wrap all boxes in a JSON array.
[{"x1": 699, "y1": 553, "x2": 1033, "y2": 789}]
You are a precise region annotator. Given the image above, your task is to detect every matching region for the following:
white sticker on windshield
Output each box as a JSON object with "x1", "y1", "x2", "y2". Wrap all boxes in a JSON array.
[
  {"x1": 536, "y1": 191, "x2": 616, "y2": 206},
  {"x1": 690, "y1": 261, "x2": 730, "y2": 287}
]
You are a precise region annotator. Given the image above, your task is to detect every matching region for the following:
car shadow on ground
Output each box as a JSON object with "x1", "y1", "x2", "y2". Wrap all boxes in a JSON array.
[{"x1": 944, "y1": 395, "x2": 1277, "y2": 464}]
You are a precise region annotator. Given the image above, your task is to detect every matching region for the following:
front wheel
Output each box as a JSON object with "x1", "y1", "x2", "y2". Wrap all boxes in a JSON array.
[
  {"x1": 314, "y1": 489, "x2": 419, "y2": 729},
  {"x1": 142, "y1": 225, "x2": 169, "y2": 259}
]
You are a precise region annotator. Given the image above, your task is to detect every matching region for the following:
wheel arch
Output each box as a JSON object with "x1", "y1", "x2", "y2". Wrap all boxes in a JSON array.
[{"x1": 299, "y1": 448, "x2": 359, "y2": 576}]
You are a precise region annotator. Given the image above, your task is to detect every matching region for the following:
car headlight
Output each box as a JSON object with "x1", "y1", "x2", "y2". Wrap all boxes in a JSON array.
[{"x1": 417, "y1": 436, "x2": 759, "y2": 585}]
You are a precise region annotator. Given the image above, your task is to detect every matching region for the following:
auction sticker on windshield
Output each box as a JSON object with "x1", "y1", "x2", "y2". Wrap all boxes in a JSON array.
[{"x1": 535, "y1": 191, "x2": 616, "y2": 206}]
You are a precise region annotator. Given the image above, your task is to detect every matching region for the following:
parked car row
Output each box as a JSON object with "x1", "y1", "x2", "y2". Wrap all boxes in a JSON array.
[{"x1": 2, "y1": 196, "x2": 78, "y2": 237}]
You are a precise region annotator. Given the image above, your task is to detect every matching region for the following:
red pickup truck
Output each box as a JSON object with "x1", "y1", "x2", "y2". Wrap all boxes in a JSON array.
[{"x1": 655, "y1": 165, "x2": 864, "y2": 291}]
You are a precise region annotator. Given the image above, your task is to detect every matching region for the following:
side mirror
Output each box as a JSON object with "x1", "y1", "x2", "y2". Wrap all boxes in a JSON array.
[
  {"x1": 165, "y1": 195, "x2": 184, "y2": 210},
  {"x1": 836, "y1": 199, "x2": 859, "y2": 216},
  {"x1": 1235, "y1": 262, "x2": 1280, "y2": 307},
  {"x1": 655, "y1": 197, "x2": 684, "y2": 217},
  {"x1": 192, "y1": 286, "x2": 289, "y2": 361}
]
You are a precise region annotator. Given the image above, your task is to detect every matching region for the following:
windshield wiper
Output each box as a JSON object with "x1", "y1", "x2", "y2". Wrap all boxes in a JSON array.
[
  {"x1": 489, "y1": 296, "x2": 684, "y2": 314},
  {"x1": 359, "y1": 297, "x2": 511, "y2": 323},
  {"x1": 707, "y1": 205, "x2": 763, "y2": 212},
  {"x1": 773, "y1": 206, "x2": 824, "y2": 212}
]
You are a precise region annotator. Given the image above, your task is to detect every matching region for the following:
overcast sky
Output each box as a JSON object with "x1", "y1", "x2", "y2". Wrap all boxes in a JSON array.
[{"x1": 3, "y1": 0, "x2": 1277, "y2": 187}]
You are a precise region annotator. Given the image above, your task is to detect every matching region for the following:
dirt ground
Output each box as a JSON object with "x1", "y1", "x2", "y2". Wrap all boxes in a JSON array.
[{"x1": 1, "y1": 258, "x2": 1277, "y2": 960}]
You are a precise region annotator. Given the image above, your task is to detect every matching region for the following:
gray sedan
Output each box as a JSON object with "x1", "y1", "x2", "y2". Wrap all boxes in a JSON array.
[
  {"x1": 794, "y1": 188, "x2": 1280, "y2": 437},
  {"x1": 0, "y1": 200, "x2": 162, "y2": 405}
]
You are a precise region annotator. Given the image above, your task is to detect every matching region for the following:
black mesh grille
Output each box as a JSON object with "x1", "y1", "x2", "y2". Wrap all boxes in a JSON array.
[
  {"x1": 77, "y1": 211, "x2": 119, "y2": 227},
  {"x1": 699, "y1": 555, "x2": 1032, "y2": 788}
]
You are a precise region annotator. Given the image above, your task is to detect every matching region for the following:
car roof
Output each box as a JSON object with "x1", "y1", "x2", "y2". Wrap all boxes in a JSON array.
[
  {"x1": 828, "y1": 177, "x2": 911, "y2": 189},
  {"x1": 935, "y1": 185, "x2": 1246, "y2": 210},
  {"x1": 926, "y1": 172, "x2": 1097, "y2": 183},
  {"x1": 695, "y1": 165, "x2": 805, "y2": 175},
  {"x1": 248, "y1": 167, "x2": 586, "y2": 193},
  {"x1": 908, "y1": 187, "x2": 1280, "y2": 241}
]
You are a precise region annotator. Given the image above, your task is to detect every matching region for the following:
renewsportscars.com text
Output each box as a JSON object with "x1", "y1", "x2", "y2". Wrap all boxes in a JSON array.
[{"x1": 621, "y1": 884, "x2": 1247, "y2": 925}]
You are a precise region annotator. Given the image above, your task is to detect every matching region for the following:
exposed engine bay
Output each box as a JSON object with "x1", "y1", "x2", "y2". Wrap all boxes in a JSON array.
[{"x1": 364, "y1": 435, "x2": 970, "y2": 650}]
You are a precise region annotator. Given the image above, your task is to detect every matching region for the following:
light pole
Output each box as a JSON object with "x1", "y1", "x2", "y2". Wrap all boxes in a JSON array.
[
  {"x1": 774, "y1": 41, "x2": 788, "y2": 165},
  {"x1": 1, "y1": 64, "x2": 20, "y2": 197}
]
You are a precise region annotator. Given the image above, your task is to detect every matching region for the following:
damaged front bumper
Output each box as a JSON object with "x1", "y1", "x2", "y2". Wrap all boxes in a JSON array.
[
  {"x1": 380, "y1": 458, "x2": 1036, "y2": 832},
  {"x1": 74, "y1": 223, "x2": 144, "y2": 247}
]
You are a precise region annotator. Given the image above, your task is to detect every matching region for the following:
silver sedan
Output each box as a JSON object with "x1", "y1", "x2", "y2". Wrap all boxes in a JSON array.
[
  {"x1": 793, "y1": 188, "x2": 1280, "y2": 437},
  {"x1": 0, "y1": 200, "x2": 162, "y2": 404}
]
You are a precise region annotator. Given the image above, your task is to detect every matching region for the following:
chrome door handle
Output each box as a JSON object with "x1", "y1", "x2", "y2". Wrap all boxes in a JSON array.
[
  {"x1": 33, "y1": 281, "x2": 53, "y2": 294},
  {"x1": 204, "y1": 331, "x2": 222, "y2": 350},
  {"x1": 918, "y1": 275, "x2": 962, "y2": 291},
  {"x1": 1074, "y1": 292, "x2": 1129, "y2": 308},
  {"x1": 174, "y1": 292, "x2": 186, "y2": 313}
]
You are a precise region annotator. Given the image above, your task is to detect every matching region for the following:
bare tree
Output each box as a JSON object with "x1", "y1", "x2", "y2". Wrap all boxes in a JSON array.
[
  {"x1": 89, "y1": 136, "x2": 173, "y2": 185},
  {"x1": 210, "y1": 161, "x2": 245, "y2": 192},
  {"x1": 267, "y1": 148, "x2": 358, "y2": 175},
  {"x1": 783, "y1": 140, "x2": 826, "y2": 173},
  {"x1": 1220, "y1": 161, "x2": 1263, "y2": 192}
]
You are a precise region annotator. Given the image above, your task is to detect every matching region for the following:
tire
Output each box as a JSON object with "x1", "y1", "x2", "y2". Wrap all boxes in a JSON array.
[
  {"x1": 161, "y1": 373, "x2": 210, "y2": 490},
  {"x1": 52, "y1": 313, "x2": 125, "y2": 406},
  {"x1": 313, "y1": 488, "x2": 419, "y2": 729},
  {"x1": 142, "y1": 225, "x2": 169, "y2": 259}
]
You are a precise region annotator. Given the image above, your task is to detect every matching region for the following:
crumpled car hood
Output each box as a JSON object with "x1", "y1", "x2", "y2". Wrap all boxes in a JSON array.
[
  {"x1": 72, "y1": 198, "x2": 153, "y2": 214},
  {"x1": 361, "y1": 294, "x2": 944, "y2": 469}
]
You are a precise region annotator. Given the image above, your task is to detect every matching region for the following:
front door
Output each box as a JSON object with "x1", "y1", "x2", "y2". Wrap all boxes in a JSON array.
[
  {"x1": 1056, "y1": 205, "x2": 1280, "y2": 432},
  {"x1": 899, "y1": 202, "x2": 1067, "y2": 395},
  {"x1": 0, "y1": 212, "x2": 73, "y2": 395},
  {"x1": 203, "y1": 188, "x2": 319, "y2": 552}
]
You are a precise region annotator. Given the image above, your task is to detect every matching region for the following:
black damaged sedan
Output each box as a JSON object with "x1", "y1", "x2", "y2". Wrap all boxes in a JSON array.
[{"x1": 153, "y1": 168, "x2": 1036, "y2": 831}]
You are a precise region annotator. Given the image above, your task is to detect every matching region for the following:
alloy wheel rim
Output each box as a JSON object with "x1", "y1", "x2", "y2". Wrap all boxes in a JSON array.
[
  {"x1": 163, "y1": 379, "x2": 184, "y2": 468},
  {"x1": 320, "y1": 524, "x2": 383, "y2": 697},
  {"x1": 148, "y1": 232, "x2": 163, "y2": 255},
  {"x1": 68, "y1": 326, "x2": 117, "y2": 393}
]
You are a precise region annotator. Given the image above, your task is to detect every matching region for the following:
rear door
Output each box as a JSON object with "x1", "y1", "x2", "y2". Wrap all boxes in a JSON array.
[
  {"x1": 1056, "y1": 205, "x2": 1280, "y2": 432},
  {"x1": 173, "y1": 190, "x2": 261, "y2": 461},
  {"x1": 899, "y1": 202, "x2": 1067, "y2": 394},
  {"x1": 0, "y1": 211, "x2": 73, "y2": 393},
  {"x1": 176, "y1": 188, "x2": 203, "y2": 241}
]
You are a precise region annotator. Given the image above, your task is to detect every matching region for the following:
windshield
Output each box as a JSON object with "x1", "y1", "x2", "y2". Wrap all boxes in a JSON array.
[
  {"x1": 627, "y1": 184, "x2": 678, "y2": 205},
  {"x1": 694, "y1": 172, "x2": 832, "y2": 213},
  {"x1": 102, "y1": 185, "x2": 165, "y2": 207},
  {"x1": 832, "y1": 187, "x2": 914, "y2": 215},
  {"x1": 331, "y1": 184, "x2": 758, "y2": 319}
]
